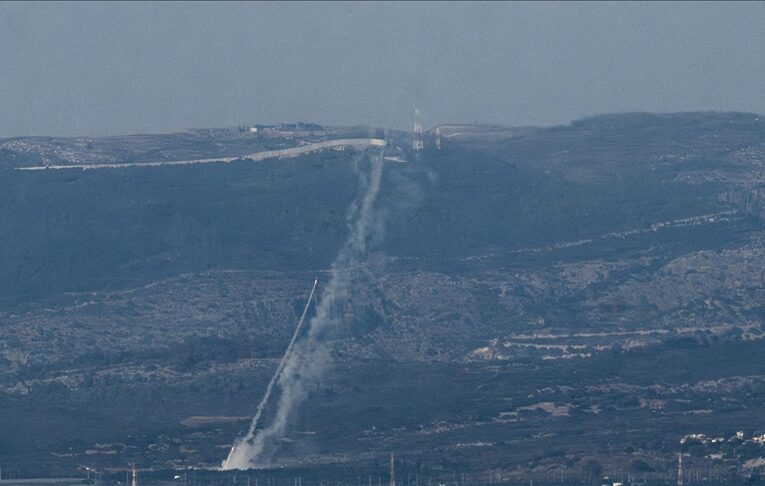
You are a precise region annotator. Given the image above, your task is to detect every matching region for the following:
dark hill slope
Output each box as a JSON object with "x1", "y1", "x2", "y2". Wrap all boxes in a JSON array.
[
  {"x1": 2, "y1": 113, "x2": 765, "y2": 477},
  {"x1": 3, "y1": 112, "x2": 760, "y2": 303}
]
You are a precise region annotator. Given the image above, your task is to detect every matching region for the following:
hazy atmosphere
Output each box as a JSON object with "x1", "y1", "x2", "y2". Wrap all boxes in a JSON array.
[
  {"x1": 3, "y1": 1, "x2": 765, "y2": 137},
  {"x1": 6, "y1": 1, "x2": 765, "y2": 482}
]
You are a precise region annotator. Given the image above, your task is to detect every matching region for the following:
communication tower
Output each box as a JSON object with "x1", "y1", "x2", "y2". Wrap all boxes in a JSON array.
[{"x1": 412, "y1": 110, "x2": 423, "y2": 151}]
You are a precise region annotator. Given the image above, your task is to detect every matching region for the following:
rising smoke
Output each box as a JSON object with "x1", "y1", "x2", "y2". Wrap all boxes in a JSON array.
[
  {"x1": 223, "y1": 150, "x2": 386, "y2": 470},
  {"x1": 222, "y1": 277, "x2": 318, "y2": 469}
]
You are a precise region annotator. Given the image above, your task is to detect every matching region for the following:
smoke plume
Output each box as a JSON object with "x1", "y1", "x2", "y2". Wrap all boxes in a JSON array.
[
  {"x1": 223, "y1": 151, "x2": 385, "y2": 469},
  {"x1": 222, "y1": 277, "x2": 317, "y2": 469}
]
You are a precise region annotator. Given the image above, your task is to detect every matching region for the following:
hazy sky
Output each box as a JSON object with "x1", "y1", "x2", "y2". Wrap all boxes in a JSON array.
[{"x1": 2, "y1": 1, "x2": 765, "y2": 137}]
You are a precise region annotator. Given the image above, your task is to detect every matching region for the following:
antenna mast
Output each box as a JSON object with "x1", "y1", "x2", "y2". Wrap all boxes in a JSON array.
[{"x1": 412, "y1": 110, "x2": 423, "y2": 151}]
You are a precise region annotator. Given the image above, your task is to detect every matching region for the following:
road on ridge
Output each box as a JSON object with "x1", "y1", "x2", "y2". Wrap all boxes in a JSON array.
[{"x1": 16, "y1": 138, "x2": 387, "y2": 171}]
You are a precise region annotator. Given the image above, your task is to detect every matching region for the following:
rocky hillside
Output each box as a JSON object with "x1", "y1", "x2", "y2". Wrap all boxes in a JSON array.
[{"x1": 2, "y1": 113, "x2": 765, "y2": 481}]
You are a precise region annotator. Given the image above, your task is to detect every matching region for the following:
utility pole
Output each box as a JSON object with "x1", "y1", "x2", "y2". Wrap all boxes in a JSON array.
[
  {"x1": 677, "y1": 453, "x2": 684, "y2": 486},
  {"x1": 390, "y1": 453, "x2": 396, "y2": 486}
]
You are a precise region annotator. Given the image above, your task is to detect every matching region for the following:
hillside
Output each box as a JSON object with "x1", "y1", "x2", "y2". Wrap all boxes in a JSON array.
[{"x1": 1, "y1": 113, "x2": 765, "y2": 481}]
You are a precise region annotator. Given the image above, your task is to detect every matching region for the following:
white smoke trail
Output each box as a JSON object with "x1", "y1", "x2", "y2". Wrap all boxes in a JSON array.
[
  {"x1": 222, "y1": 277, "x2": 318, "y2": 469},
  {"x1": 223, "y1": 151, "x2": 385, "y2": 470}
]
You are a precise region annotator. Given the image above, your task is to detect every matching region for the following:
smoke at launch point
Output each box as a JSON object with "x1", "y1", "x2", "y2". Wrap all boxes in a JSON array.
[{"x1": 223, "y1": 151, "x2": 385, "y2": 469}]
